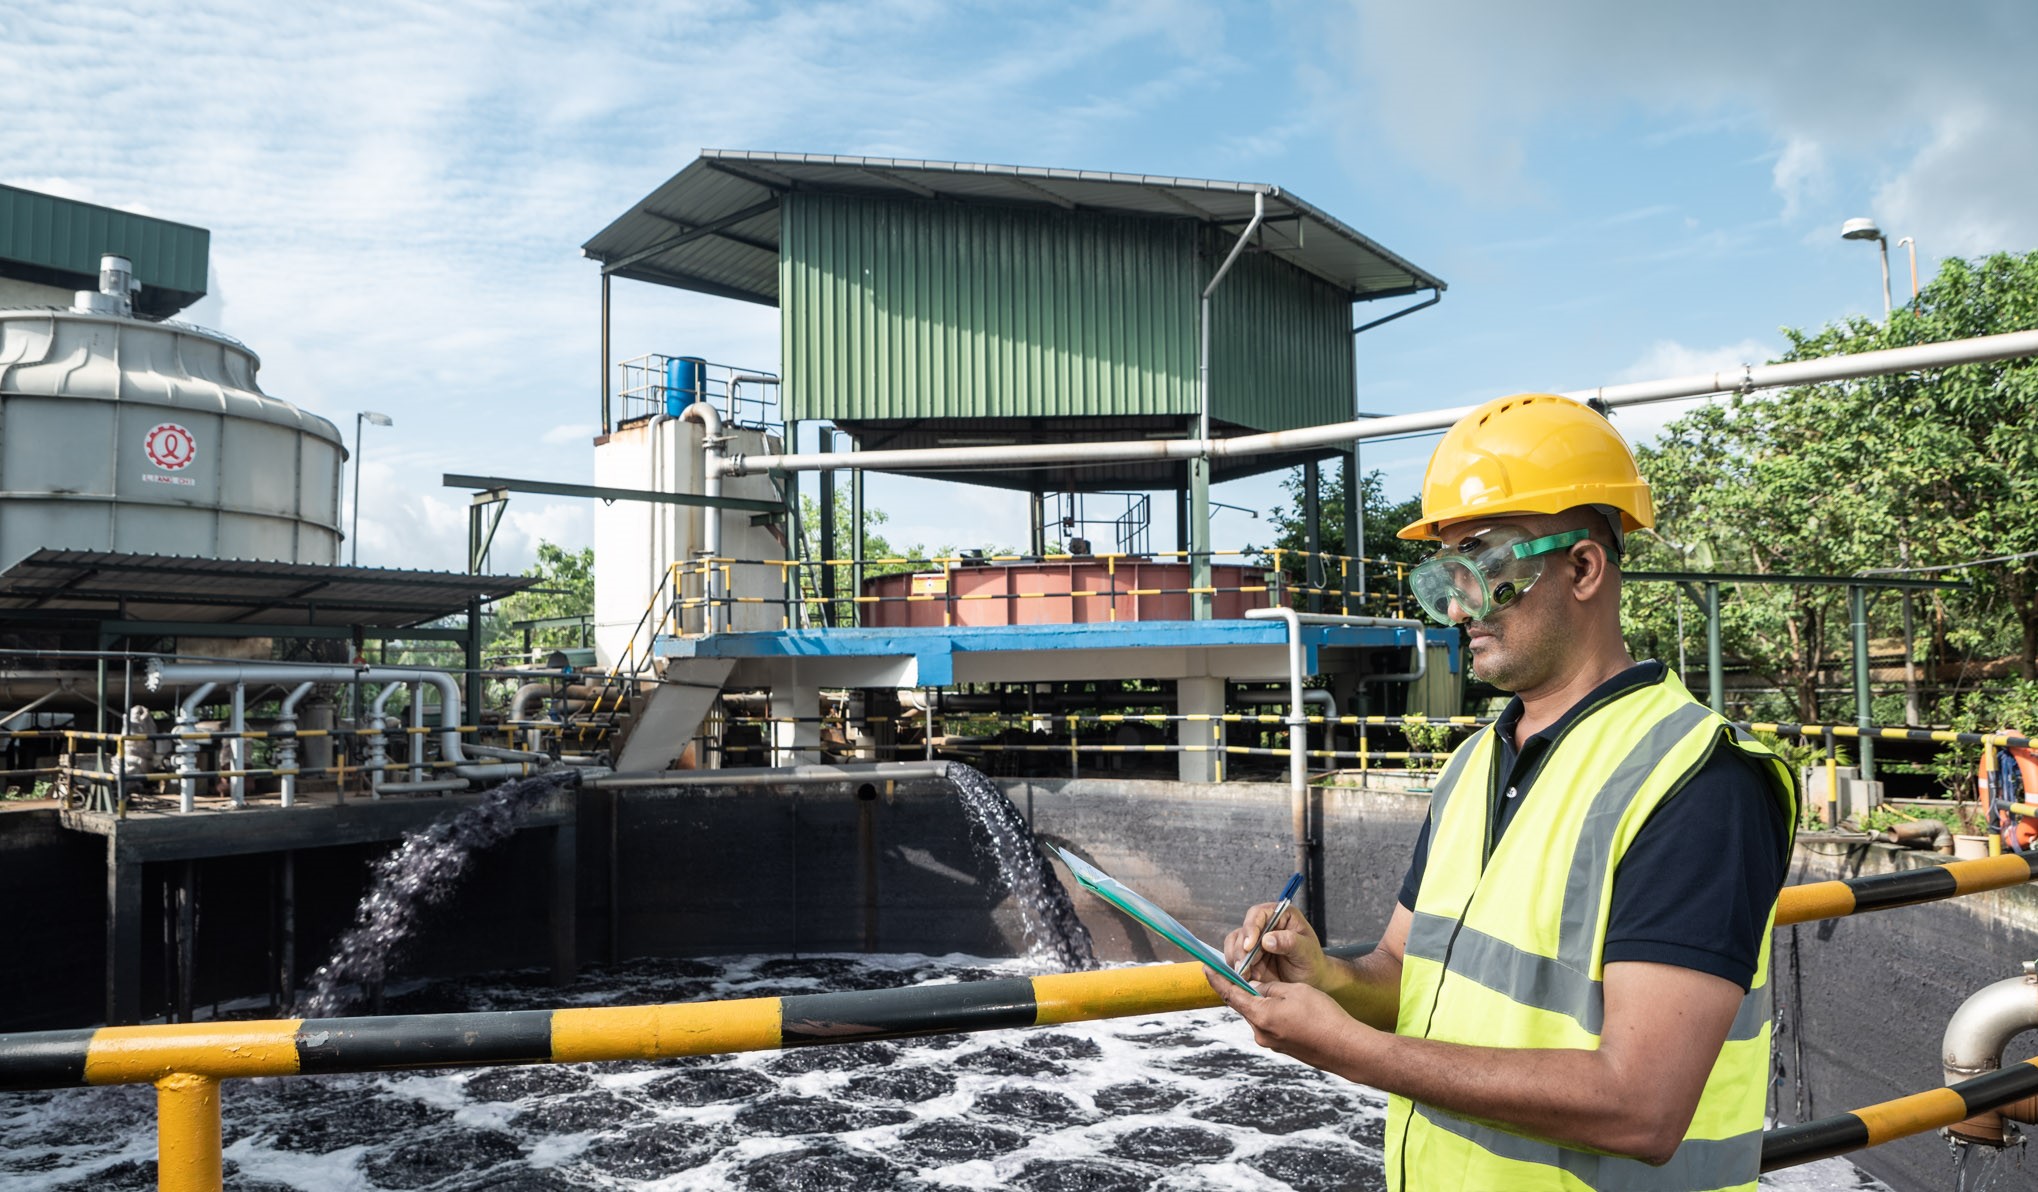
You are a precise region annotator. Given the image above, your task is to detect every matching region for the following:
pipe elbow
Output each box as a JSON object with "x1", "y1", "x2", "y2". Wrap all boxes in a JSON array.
[{"x1": 1943, "y1": 974, "x2": 2038, "y2": 1082}]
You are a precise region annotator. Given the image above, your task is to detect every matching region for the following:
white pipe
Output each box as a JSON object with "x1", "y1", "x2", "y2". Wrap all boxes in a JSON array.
[
  {"x1": 1246, "y1": 609, "x2": 1425, "y2": 888},
  {"x1": 173, "y1": 681, "x2": 217, "y2": 813},
  {"x1": 229, "y1": 683, "x2": 247, "y2": 807},
  {"x1": 682, "y1": 401, "x2": 725, "y2": 634},
  {"x1": 375, "y1": 779, "x2": 471, "y2": 794},
  {"x1": 145, "y1": 661, "x2": 523, "y2": 781},
  {"x1": 274, "y1": 681, "x2": 316, "y2": 808},
  {"x1": 1200, "y1": 192, "x2": 1263, "y2": 443},
  {"x1": 371, "y1": 682, "x2": 404, "y2": 797},
  {"x1": 1365, "y1": 628, "x2": 1431, "y2": 685},
  {"x1": 726, "y1": 329, "x2": 2038, "y2": 477},
  {"x1": 407, "y1": 680, "x2": 425, "y2": 785},
  {"x1": 587, "y1": 761, "x2": 952, "y2": 789},
  {"x1": 1942, "y1": 970, "x2": 2038, "y2": 1142}
]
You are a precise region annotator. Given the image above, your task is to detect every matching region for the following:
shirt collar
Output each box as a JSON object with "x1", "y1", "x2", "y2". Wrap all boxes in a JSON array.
[{"x1": 1493, "y1": 660, "x2": 1665, "y2": 750}]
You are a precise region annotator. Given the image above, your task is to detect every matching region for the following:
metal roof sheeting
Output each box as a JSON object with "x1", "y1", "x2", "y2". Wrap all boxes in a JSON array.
[
  {"x1": 583, "y1": 150, "x2": 1445, "y2": 304},
  {"x1": 0, "y1": 550, "x2": 537, "y2": 629},
  {"x1": 0, "y1": 186, "x2": 210, "y2": 318},
  {"x1": 781, "y1": 192, "x2": 1200, "y2": 423}
]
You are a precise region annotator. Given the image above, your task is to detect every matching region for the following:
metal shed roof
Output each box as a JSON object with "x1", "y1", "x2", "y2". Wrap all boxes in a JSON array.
[
  {"x1": 0, "y1": 185, "x2": 210, "y2": 319},
  {"x1": 583, "y1": 150, "x2": 1445, "y2": 306},
  {"x1": 0, "y1": 550, "x2": 536, "y2": 629}
]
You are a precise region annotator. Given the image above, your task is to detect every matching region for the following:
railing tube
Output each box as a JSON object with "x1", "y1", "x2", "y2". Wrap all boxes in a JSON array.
[{"x1": 155, "y1": 1071, "x2": 221, "y2": 1192}]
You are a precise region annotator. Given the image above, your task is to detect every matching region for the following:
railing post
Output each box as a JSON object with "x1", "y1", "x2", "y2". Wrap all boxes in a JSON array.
[
  {"x1": 1851, "y1": 583, "x2": 1875, "y2": 781},
  {"x1": 156, "y1": 1072, "x2": 222, "y2": 1192},
  {"x1": 1705, "y1": 581, "x2": 1723, "y2": 715}
]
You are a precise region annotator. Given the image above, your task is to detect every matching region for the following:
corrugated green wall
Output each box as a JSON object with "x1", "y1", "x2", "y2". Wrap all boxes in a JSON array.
[
  {"x1": 1209, "y1": 247, "x2": 1355, "y2": 431},
  {"x1": 782, "y1": 193, "x2": 1352, "y2": 431},
  {"x1": 0, "y1": 185, "x2": 210, "y2": 299},
  {"x1": 783, "y1": 193, "x2": 1198, "y2": 422}
]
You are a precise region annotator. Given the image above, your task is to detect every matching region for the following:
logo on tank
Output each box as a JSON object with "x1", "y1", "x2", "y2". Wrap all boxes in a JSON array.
[{"x1": 142, "y1": 422, "x2": 199, "y2": 486}]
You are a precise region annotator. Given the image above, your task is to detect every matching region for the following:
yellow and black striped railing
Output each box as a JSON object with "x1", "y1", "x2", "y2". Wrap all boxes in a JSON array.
[
  {"x1": 4, "y1": 853, "x2": 2035, "y2": 1189},
  {"x1": 1763, "y1": 1056, "x2": 2038, "y2": 1170}
]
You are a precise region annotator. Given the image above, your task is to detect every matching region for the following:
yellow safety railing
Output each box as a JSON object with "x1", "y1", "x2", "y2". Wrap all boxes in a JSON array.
[{"x1": 3, "y1": 852, "x2": 2034, "y2": 1190}]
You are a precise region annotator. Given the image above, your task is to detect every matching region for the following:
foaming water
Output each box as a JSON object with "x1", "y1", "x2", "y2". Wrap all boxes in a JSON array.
[
  {"x1": 947, "y1": 762, "x2": 1095, "y2": 970},
  {"x1": 296, "y1": 770, "x2": 582, "y2": 1018},
  {"x1": 0, "y1": 955, "x2": 1892, "y2": 1191}
]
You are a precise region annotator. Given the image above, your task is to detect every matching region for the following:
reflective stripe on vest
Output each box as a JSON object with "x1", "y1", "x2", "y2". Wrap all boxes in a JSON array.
[
  {"x1": 1411, "y1": 1103, "x2": 1764, "y2": 1192},
  {"x1": 1387, "y1": 669, "x2": 1796, "y2": 1192}
]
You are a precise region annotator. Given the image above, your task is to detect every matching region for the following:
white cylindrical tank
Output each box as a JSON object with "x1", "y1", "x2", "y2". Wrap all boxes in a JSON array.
[
  {"x1": 592, "y1": 415, "x2": 787, "y2": 667},
  {"x1": 0, "y1": 306, "x2": 345, "y2": 572}
]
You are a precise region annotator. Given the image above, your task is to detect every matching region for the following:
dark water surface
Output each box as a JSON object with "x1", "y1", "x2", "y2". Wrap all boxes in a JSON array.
[{"x1": 0, "y1": 955, "x2": 1888, "y2": 1191}]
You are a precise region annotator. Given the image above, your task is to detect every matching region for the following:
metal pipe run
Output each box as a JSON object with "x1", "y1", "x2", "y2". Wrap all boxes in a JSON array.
[
  {"x1": 1940, "y1": 966, "x2": 2038, "y2": 1144},
  {"x1": 585, "y1": 762, "x2": 953, "y2": 790},
  {"x1": 681, "y1": 401, "x2": 726, "y2": 634},
  {"x1": 145, "y1": 661, "x2": 524, "y2": 782},
  {"x1": 1761, "y1": 1054, "x2": 2038, "y2": 1172},
  {"x1": 1245, "y1": 608, "x2": 1428, "y2": 917},
  {"x1": 726, "y1": 329, "x2": 2038, "y2": 477}
]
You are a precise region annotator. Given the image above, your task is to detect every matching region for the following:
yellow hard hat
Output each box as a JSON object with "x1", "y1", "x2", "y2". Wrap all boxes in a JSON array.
[{"x1": 1397, "y1": 393, "x2": 1654, "y2": 541}]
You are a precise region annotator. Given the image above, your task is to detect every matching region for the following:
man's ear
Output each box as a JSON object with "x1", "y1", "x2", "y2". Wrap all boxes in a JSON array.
[{"x1": 1568, "y1": 539, "x2": 1612, "y2": 601}]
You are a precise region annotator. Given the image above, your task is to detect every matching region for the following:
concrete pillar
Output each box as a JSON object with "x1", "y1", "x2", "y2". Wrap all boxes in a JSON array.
[
  {"x1": 1190, "y1": 458, "x2": 1213, "y2": 620},
  {"x1": 771, "y1": 681, "x2": 822, "y2": 766},
  {"x1": 1177, "y1": 676, "x2": 1224, "y2": 783}
]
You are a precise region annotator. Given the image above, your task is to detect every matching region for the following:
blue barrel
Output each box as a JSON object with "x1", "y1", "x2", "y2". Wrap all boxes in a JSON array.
[{"x1": 664, "y1": 356, "x2": 706, "y2": 417}]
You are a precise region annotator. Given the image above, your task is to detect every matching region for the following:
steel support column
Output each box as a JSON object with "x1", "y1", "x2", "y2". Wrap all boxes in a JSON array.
[
  {"x1": 1345, "y1": 445, "x2": 1364, "y2": 614},
  {"x1": 1852, "y1": 584, "x2": 1875, "y2": 781},
  {"x1": 1705, "y1": 582, "x2": 1723, "y2": 714},
  {"x1": 819, "y1": 433, "x2": 837, "y2": 627},
  {"x1": 1303, "y1": 460, "x2": 1322, "y2": 614}
]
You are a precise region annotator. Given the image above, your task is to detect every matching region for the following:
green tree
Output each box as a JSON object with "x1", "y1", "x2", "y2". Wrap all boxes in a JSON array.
[
  {"x1": 1630, "y1": 250, "x2": 2038, "y2": 723},
  {"x1": 1265, "y1": 462, "x2": 1428, "y2": 615},
  {"x1": 487, "y1": 542, "x2": 595, "y2": 663}
]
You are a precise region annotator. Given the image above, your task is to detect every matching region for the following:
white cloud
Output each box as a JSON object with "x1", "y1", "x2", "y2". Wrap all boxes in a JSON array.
[
  {"x1": 1310, "y1": 2, "x2": 2038, "y2": 253},
  {"x1": 1603, "y1": 338, "x2": 1779, "y2": 447},
  {"x1": 1771, "y1": 138, "x2": 1828, "y2": 221},
  {"x1": 1, "y1": 0, "x2": 1236, "y2": 570}
]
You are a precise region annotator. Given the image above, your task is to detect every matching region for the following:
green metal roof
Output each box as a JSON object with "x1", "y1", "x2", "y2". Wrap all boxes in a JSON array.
[
  {"x1": 0, "y1": 184, "x2": 210, "y2": 318},
  {"x1": 584, "y1": 150, "x2": 1446, "y2": 305}
]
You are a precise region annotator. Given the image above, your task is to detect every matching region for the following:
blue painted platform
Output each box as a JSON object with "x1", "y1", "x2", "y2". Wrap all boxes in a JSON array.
[{"x1": 655, "y1": 619, "x2": 1452, "y2": 687}]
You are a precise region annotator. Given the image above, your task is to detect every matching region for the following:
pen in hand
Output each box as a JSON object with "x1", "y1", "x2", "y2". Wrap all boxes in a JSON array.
[{"x1": 1238, "y1": 872, "x2": 1304, "y2": 979}]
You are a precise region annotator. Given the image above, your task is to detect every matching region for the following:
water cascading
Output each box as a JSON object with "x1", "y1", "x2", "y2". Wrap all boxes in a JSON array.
[
  {"x1": 297, "y1": 769, "x2": 582, "y2": 1017},
  {"x1": 945, "y1": 762, "x2": 1095, "y2": 970}
]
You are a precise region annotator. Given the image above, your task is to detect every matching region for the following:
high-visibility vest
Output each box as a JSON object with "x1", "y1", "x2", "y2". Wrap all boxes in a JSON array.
[{"x1": 1386, "y1": 668, "x2": 1796, "y2": 1191}]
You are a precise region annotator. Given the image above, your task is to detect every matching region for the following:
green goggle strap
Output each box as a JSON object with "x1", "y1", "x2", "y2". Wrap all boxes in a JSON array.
[{"x1": 1508, "y1": 527, "x2": 1590, "y2": 561}]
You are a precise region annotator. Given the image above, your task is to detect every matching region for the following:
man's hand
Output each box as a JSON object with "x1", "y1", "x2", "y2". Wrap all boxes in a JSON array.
[
  {"x1": 1219, "y1": 902, "x2": 1337, "y2": 988},
  {"x1": 1209, "y1": 976, "x2": 1377, "y2": 1073}
]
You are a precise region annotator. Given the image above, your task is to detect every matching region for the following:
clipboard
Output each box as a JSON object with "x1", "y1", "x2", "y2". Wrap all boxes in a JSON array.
[{"x1": 1052, "y1": 845, "x2": 1259, "y2": 995}]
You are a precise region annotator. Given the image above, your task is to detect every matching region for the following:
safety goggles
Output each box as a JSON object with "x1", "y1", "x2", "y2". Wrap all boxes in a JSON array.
[{"x1": 1408, "y1": 526, "x2": 1589, "y2": 625}]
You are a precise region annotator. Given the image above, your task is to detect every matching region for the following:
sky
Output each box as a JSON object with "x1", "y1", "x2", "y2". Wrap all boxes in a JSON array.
[{"x1": 5, "y1": 0, "x2": 2036, "y2": 573}]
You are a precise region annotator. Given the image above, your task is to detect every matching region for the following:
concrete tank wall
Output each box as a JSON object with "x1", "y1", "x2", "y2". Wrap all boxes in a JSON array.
[{"x1": 0, "y1": 310, "x2": 344, "y2": 572}]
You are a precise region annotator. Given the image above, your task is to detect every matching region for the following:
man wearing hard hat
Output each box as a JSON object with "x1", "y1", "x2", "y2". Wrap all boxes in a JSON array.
[{"x1": 1209, "y1": 394, "x2": 1797, "y2": 1191}]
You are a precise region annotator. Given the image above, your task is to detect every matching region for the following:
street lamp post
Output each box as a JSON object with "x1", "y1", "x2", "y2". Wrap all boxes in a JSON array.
[
  {"x1": 1896, "y1": 236, "x2": 1920, "y2": 306},
  {"x1": 1840, "y1": 218, "x2": 1892, "y2": 316},
  {"x1": 350, "y1": 411, "x2": 393, "y2": 566}
]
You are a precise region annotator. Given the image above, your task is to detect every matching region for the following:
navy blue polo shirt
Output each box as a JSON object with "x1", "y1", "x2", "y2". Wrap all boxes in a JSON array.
[{"x1": 1395, "y1": 661, "x2": 1791, "y2": 990}]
